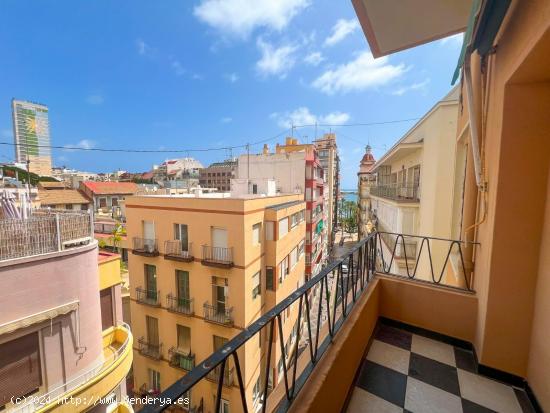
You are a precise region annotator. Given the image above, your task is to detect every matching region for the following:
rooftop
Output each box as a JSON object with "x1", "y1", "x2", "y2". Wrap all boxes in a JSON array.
[
  {"x1": 80, "y1": 181, "x2": 138, "y2": 195},
  {"x1": 38, "y1": 189, "x2": 91, "y2": 205}
]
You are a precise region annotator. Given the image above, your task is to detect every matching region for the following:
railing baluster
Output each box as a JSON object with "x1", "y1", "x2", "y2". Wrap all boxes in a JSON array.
[
  {"x1": 214, "y1": 358, "x2": 227, "y2": 413},
  {"x1": 277, "y1": 314, "x2": 291, "y2": 400},
  {"x1": 261, "y1": 320, "x2": 275, "y2": 413}
]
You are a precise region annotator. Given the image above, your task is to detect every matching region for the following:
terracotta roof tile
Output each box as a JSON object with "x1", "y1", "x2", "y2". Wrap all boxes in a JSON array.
[
  {"x1": 38, "y1": 189, "x2": 91, "y2": 206},
  {"x1": 80, "y1": 181, "x2": 138, "y2": 195}
]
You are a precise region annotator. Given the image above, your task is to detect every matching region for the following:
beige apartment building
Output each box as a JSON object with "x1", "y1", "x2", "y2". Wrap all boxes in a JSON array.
[
  {"x1": 126, "y1": 192, "x2": 306, "y2": 412},
  {"x1": 368, "y1": 86, "x2": 461, "y2": 278}
]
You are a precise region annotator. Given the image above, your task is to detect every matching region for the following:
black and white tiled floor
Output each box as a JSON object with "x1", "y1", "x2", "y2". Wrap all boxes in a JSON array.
[{"x1": 346, "y1": 321, "x2": 537, "y2": 413}]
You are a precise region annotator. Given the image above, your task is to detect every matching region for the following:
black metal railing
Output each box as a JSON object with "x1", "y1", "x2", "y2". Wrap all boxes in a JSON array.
[
  {"x1": 374, "y1": 231, "x2": 477, "y2": 290},
  {"x1": 166, "y1": 294, "x2": 194, "y2": 315},
  {"x1": 133, "y1": 237, "x2": 159, "y2": 255},
  {"x1": 169, "y1": 347, "x2": 195, "y2": 371},
  {"x1": 370, "y1": 184, "x2": 420, "y2": 202},
  {"x1": 138, "y1": 337, "x2": 163, "y2": 360},
  {"x1": 201, "y1": 245, "x2": 233, "y2": 267},
  {"x1": 203, "y1": 303, "x2": 234, "y2": 326},
  {"x1": 165, "y1": 240, "x2": 193, "y2": 262},
  {"x1": 140, "y1": 231, "x2": 476, "y2": 413},
  {"x1": 378, "y1": 230, "x2": 417, "y2": 259},
  {"x1": 136, "y1": 287, "x2": 160, "y2": 306}
]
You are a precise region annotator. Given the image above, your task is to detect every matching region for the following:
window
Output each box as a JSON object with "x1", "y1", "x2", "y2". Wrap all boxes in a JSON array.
[
  {"x1": 148, "y1": 368, "x2": 161, "y2": 392},
  {"x1": 146, "y1": 316, "x2": 159, "y2": 346},
  {"x1": 176, "y1": 270, "x2": 190, "y2": 301},
  {"x1": 289, "y1": 247, "x2": 298, "y2": 269},
  {"x1": 298, "y1": 240, "x2": 305, "y2": 258},
  {"x1": 99, "y1": 197, "x2": 107, "y2": 208},
  {"x1": 253, "y1": 376, "x2": 261, "y2": 406},
  {"x1": 278, "y1": 218, "x2": 288, "y2": 238},
  {"x1": 252, "y1": 271, "x2": 261, "y2": 299},
  {"x1": 65, "y1": 204, "x2": 72, "y2": 210},
  {"x1": 177, "y1": 325, "x2": 191, "y2": 353},
  {"x1": 80, "y1": 204, "x2": 88, "y2": 211},
  {"x1": 252, "y1": 223, "x2": 261, "y2": 246},
  {"x1": 100, "y1": 287, "x2": 114, "y2": 330},
  {"x1": 144, "y1": 264, "x2": 157, "y2": 299},
  {"x1": 265, "y1": 221, "x2": 274, "y2": 241},
  {"x1": 0, "y1": 333, "x2": 41, "y2": 407},
  {"x1": 174, "y1": 224, "x2": 189, "y2": 252},
  {"x1": 143, "y1": 220, "x2": 155, "y2": 240},
  {"x1": 212, "y1": 277, "x2": 228, "y2": 313},
  {"x1": 111, "y1": 197, "x2": 119, "y2": 206},
  {"x1": 213, "y1": 335, "x2": 228, "y2": 351},
  {"x1": 266, "y1": 267, "x2": 274, "y2": 291},
  {"x1": 219, "y1": 399, "x2": 230, "y2": 413},
  {"x1": 279, "y1": 256, "x2": 289, "y2": 284}
]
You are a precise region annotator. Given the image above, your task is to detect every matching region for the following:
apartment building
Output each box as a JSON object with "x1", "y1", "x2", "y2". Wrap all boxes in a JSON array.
[
  {"x1": 126, "y1": 191, "x2": 306, "y2": 412},
  {"x1": 237, "y1": 138, "x2": 327, "y2": 278},
  {"x1": 368, "y1": 87, "x2": 460, "y2": 277},
  {"x1": 199, "y1": 159, "x2": 238, "y2": 192},
  {"x1": 0, "y1": 209, "x2": 132, "y2": 412},
  {"x1": 80, "y1": 181, "x2": 138, "y2": 218},
  {"x1": 313, "y1": 133, "x2": 339, "y2": 251},
  {"x1": 357, "y1": 145, "x2": 376, "y2": 239}
]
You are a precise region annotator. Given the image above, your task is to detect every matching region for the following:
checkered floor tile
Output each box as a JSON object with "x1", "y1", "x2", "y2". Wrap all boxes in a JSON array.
[{"x1": 346, "y1": 322, "x2": 537, "y2": 413}]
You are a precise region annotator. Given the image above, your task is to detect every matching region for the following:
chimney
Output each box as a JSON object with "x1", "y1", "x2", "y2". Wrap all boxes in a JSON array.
[{"x1": 263, "y1": 144, "x2": 269, "y2": 155}]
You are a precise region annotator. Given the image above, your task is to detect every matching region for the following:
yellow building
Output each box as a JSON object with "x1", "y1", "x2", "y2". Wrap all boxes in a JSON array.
[{"x1": 126, "y1": 192, "x2": 306, "y2": 412}]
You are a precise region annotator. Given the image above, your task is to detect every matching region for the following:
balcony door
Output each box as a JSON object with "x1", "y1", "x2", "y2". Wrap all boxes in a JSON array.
[
  {"x1": 143, "y1": 221, "x2": 155, "y2": 252},
  {"x1": 146, "y1": 316, "x2": 159, "y2": 347},
  {"x1": 176, "y1": 270, "x2": 190, "y2": 303},
  {"x1": 213, "y1": 285, "x2": 226, "y2": 314},
  {"x1": 174, "y1": 223, "x2": 189, "y2": 252},
  {"x1": 145, "y1": 264, "x2": 157, "y2": 301},
  {"x1": 177, "y1": 325, "x2": 191, "y2": 354},
  {"x1": 211, "y1": 227, "x2": 228, "y2": 261}
]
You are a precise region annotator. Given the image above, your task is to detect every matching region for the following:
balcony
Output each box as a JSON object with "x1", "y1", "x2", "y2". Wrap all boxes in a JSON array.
[
  {"x1": 166, "y1": 293, "x2": 194, "y2": 315},
  {"x1": 138, "y1": 337, "x2": 163, "y2": 360},
  {"x1": 203, "y1": 303, "x2": 234, "y2": 326},
  {"x1": 0, "y1": 209, "x2": 92, "y2": 261},
  {"x1": 201, "y1": 245, "x2": 234, "y2": 268},
  {"x1": 12, "y1": 323, "x2": 133, "y2": 412},
  {"x1": 164, "y1": 240, "x2": 194, "y2": 262},
  {"x1": 169, "y1": 347, "x2": 196, "y2": 371},
  {"x1": 370, "y1": 184, "x2": 420, "y2": 202},
  {"x1": 136, "y1": 286, "x2": 160, "y2": 307},
  {"x1": 206, "y1": 365, "x2": 234, "y2": 387},
  {"x1": 132, "y1": 237, "x2": 159, "y2": 256}
]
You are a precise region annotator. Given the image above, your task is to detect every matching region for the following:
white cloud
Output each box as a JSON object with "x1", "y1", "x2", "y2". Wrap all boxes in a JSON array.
[
  {"x1": 439, "y1": 33, "x2": 464, "y2": 46},
  {"x1": 270, "y1": 107, "x2": 350, "y2": 128},
  {"x1": 63, "y1": 139, "x2": 96, "y2": 152},
  {"x1": 224, "y1": 73, "x2": 239, "y2": 83},
  {"x1": 324, "y1": 19, "x2": 359, "y2": 47},
  {"x1": 194, "y1": 0, "x2": 310, "y2": 38},
  {"x1": 136, "y1": 38, "x2": 151, "y2": 55},
  {"x1": 391, "y1": 78, "x2": 430, "y2": 96},
  {"x1": 312, "y1": 51, "x2": 407, "y2": 95},
  {"x1": 304, "y1": 51, "x2": 324, "y2": 66},
  {"x1": 221, "y1": 117, "x2": 233, "y2": 123},
  {"x1": 171, "y1": 60, "x2": 185, "y2": 76},
  {"x1": 86, "y1": 94, "x2": 104, "y2": 105},
  {"x1": 256, "y1": 38, "x2": 298, "y2": 78},
  {"x1": 192, "y1": 73, "x2": 204, "y2": 80}
]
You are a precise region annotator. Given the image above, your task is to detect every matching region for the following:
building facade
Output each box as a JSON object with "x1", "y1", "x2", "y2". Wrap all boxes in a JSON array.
[
  {"x1": 126, "y1": 192, "x2": 305, "y2": 412},
  {"x1": 368, "y1": 87, "x2": 460, "y2": 277},
  {"x1": 199, "y1": 159, "x2": 238, "y2": 192},
  {"x1": 0, "y1": 210, "x2": 132, "y2": 412},
  {"x1": 11, "y1": 99, "x2": 52, "y2": 176},
  {"x1": 80, "y1": 181, "x2": 138, "y2": 218},
  {"x1": 237, "y1": 138, "x2": 327, "y2": 278},
  {"x1": 314, "y1": 133, "x2": 339, "y2": 252},
  {"x1": 357, "y1": 145, "x2": 376, "y2": 239}
]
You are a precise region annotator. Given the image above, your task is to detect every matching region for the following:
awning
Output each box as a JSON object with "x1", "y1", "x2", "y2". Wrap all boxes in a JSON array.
[
  {"x1": 0, "y1": 300, "x2": 79, "y2": 335},
  {"x1": 451, "y1": 0, "x2": 511, "y2": 84}
]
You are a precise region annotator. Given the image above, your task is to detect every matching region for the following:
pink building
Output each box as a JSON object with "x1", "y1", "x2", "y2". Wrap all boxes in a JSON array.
[{"x1": 0, "y1": 210, "x2": 133, "y2": 412}]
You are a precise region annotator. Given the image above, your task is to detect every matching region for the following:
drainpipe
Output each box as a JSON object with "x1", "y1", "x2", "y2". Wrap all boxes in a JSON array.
[{"x1": 464, "y1": 59, "x2": 484, "y2": 189}]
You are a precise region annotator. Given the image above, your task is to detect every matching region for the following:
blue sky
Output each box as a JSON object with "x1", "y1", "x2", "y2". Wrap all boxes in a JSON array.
[{"x1": 0, "y1": 0, "x2": 463, "y2": 188}]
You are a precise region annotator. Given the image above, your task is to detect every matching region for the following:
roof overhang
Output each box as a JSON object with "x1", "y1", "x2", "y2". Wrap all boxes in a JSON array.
[
  {"x1": 352, "y1": 0, "x2": 473, "y2": 57},
  {"x1": 373, "y1": 142, "x2": 423, "y2": 170}
]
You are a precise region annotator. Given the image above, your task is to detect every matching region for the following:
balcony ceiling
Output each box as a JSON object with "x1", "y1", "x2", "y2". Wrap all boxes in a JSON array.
[
  {"x1": 352, "y1": 0, "x2": 473, "y2": 57},
  {"x1": 374, "y1": 143, "x2": 423, "y2": 170}
]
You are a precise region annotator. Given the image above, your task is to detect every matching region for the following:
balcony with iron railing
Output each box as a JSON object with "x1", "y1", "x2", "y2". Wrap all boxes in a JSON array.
[
  {"x1": 166, "y1": 293, "x2": 194, "y2": 315},
  {"x1": 201, "y1": 245, "x2": 234, "y2": 268},
  {"x1": 164, "y1": 240, "x2": 194, "y2": 262},
  {"x1": 138, "y1": 337, "x2": 163, "y2": 360},
  {"x1": 370, "y1": 183, "x2": 420, "y2": 202},
  {"x1": 136, "y1": 286, "x2": 161, "y2": 307},
  {"x1": 168, "y1": 347, "x2": 195, "y2": 372},
  {"x1": 139, "y1": 232, "x2": 488, "y2": 413},
  {"x1": 206, "y1": 365, "x2": 234, "y2": 387},
  {"x1": 0, "y1": 209, "x2": 92, "y2": 261},
  {"x1": 203, "y1": 303, "x2": 234, "y2": 326},
  {"x1": 132, "y1": 237, "x2": 159, "y2": 256}
]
